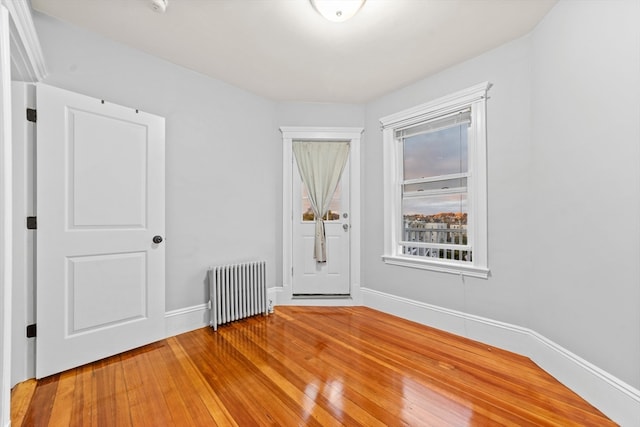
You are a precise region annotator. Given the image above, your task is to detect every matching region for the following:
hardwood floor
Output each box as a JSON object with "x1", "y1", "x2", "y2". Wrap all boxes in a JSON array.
[{"x1": 12, "y1": 306, "x2": 616, "y2": 426}]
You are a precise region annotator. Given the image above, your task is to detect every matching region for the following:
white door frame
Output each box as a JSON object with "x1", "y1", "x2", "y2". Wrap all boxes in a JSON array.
[
  {"x1": 11, "y1": 82, "x2": 36, "y2": 386},
  {"x1": 0, "y1": 1, "x2": 45, "y2": 425},
  {"x1": 0, "y1": 8, "x2": 13, "y2": 426},
  {"x1": 280, "y1": 127, "x2": 362, "y2": 306}
]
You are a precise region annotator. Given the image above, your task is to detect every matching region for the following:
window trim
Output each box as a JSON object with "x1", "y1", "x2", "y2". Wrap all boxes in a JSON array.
[{"x1": 380, "y1": 82, "x2": 491, "y2": 279}]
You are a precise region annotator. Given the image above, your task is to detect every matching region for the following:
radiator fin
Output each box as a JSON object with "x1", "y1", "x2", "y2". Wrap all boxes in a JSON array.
[{"x1": 208, "y1": 261, "x2": 268, "y2": 331}]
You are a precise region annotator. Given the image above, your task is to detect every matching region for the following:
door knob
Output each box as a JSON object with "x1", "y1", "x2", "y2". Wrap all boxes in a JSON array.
[
  {"x1": 152, "y1": 235, "x2": 163, "y2": 244},
  {"x1": 343, "y1": 224, "x2": 349, "y2": 232}
]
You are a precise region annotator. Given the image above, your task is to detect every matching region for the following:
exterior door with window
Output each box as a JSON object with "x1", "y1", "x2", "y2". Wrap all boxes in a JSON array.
[
  {"x1": 292, "y1": 147, "x2": 350, "y2": 295},
  {"x1": 36, "y1": 84, "x2": 165, "y2": 378}
]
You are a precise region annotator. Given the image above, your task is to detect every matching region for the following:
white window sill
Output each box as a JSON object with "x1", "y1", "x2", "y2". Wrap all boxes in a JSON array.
[{"x1": 382, "y1": 255, "x2": 490, "y2": 279}]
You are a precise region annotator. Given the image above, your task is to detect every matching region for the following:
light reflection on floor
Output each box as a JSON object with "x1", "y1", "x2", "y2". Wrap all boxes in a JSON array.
[{"x1": 303, "y1": 378, "x2": 345, "y2": 424}]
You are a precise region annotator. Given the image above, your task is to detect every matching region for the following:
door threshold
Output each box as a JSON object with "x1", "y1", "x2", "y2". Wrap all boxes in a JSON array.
[{"x1": 292, "y1": 294, "x2": 351, "y2": 300}]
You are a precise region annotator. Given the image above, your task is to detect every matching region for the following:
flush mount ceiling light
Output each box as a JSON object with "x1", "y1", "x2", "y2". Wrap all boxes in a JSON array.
[
  {"x1": 310, "y1": 0, "x2": 366, "y2": 23},
  {"x1": 150, "y1": 0, "x2": 168, "y2": 13}
]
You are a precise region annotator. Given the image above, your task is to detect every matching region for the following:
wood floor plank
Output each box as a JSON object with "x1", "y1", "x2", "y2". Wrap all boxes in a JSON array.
[
  {"x1": 175, "y1": 331, "x2": 264, "y2": 426},
  {"x1": 19, "y1": 374, "x2": 59, "y2": 426},
  {"x1": 312, "y1": 308, "x2": 604, "y2": 425},
  {"x1": 291, "y1": 307, "x2": 606, "y2": 426},
  {"x1": 68, "y1": 362, "x2": 96, "y2": 426},
  {"x1": 47, "y1": 369, "x2": 77, "y2": 427},
  {"x1": 220, "y1": 320, "x2": 356, "y2": 426},
  {"x1": 12, "y1": 306, "x2": 616, "y2": 426},
  {"x1": 119, "y1": 352, "x2": 146, "y2": 427},
  {"x1": 145, "y1": 341, "x2": 197, "y2": 425},
  {"x1": 129, "y1": 344, "x2": 177, "y2": 425},
  {"x1": 186, "y1": 326, "x2": 321, "y2": 426},
  {"x1": 10, "y1": 379, "x2": 36, "y2": 427},
  {"x1": 349, "y1": 307, "x2": 610, "y2": 425},
  {"x1": 234, "y1": 319, "x2": 388, "y2": 427},
  {"x1": 93, "y1": 355, "x2": 133, "y2": 427},
  {"x1": 165, "y1": 337, "x2": 238, "y2": 426},
  {"x1": 276, "y1": 309, "x2": 498, "y2": 426}
]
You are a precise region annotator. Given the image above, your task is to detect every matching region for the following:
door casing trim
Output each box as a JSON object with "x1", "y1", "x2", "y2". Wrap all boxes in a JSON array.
[{"x1": 279, "y1": 127, "x2": 363, "y2": 306}]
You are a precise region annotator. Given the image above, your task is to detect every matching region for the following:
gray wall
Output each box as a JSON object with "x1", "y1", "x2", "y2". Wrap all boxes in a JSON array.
[
  {"x1": 528, "y1": 0, "x2": 640, "y2": 388},
  {"x1": 34, "y1": 13, "x2": 278, "y2": 312},
  {"x1": 362, "y1": 0, "x2": 639, "y2": 389}
]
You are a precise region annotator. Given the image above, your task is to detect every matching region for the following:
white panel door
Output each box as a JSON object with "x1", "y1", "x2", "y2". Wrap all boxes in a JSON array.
[
  {"x1": 36, "y1": 84, "x2": 165, "y2": 378},
  {"x1": 292, "y1": 147, "x2": 350, "y2": 295}
]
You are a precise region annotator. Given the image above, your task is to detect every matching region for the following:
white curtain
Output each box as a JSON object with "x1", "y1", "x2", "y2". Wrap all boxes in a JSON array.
[{"x1": 293, "y1": 141, "x2": 349, "y2": 262}]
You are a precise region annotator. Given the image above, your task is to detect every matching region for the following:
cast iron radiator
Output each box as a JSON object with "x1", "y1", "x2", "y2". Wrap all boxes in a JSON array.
[{"x1": 208, "y1": 261, "x2": 268, "y2": 331}]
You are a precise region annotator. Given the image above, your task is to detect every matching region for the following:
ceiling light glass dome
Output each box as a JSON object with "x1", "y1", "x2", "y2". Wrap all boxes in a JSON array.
[{"x1": 310, "y1": 0, "x2": 366, "y2": 23}]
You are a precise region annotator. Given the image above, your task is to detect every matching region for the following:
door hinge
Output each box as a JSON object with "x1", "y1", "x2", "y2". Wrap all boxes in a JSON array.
[
  {"x1": 26, "y1": 324, "x2": 36, "y2": 338},
  {"x1": 26, "y1": 108, "x2": 37, "y2": 123},
  {"x1": 26, "y1": 216, "x2": 37, "y2": 230}
]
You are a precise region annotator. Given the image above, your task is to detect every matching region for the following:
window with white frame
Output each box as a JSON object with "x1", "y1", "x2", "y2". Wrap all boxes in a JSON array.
[{"x1": 380, "y1": 82, "x2": 491, "y2": 278}]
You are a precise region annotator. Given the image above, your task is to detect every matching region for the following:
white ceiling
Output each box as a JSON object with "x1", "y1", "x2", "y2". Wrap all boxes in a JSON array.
[{"x1": 30, "y1": 0, "x2": 557, "y2": 103}]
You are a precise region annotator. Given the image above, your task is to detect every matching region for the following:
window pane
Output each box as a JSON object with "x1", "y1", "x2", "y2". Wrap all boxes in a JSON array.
[
  {"x1": 404, "y1": 177, "x2": 467, "y2": 193},
  {"x1": 302, "y1": 183, "x2": 341, "y2": 221},
  {"x1": 403, "y1": 193, "x2": 467, "y2": 219},
  {"x1": 402, "y1": 194, "x2": 468, "y2": 246},
  {"x1": 403, "y1": 124, "x2": 468, "y2": 180}
]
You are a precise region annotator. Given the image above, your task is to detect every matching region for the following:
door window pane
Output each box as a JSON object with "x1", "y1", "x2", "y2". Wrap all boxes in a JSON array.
[{"x1": 302, "y1": 182, "x2": 341, "y2": 221}]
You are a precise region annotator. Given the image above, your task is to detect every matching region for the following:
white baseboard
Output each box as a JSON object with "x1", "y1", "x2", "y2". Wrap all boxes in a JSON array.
[
  {"x1": 361, "y1": 287, "x2": 640, "y2": 427},
  {"x1": 164, "y1": 288, "x2": 282, "y2": 337},
  {"x1": 163, "y1": 285, "x2": 357, "y2": 337},
  {"x1": 165, "y1": 303, "x2": 210, "y2": 338}
]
